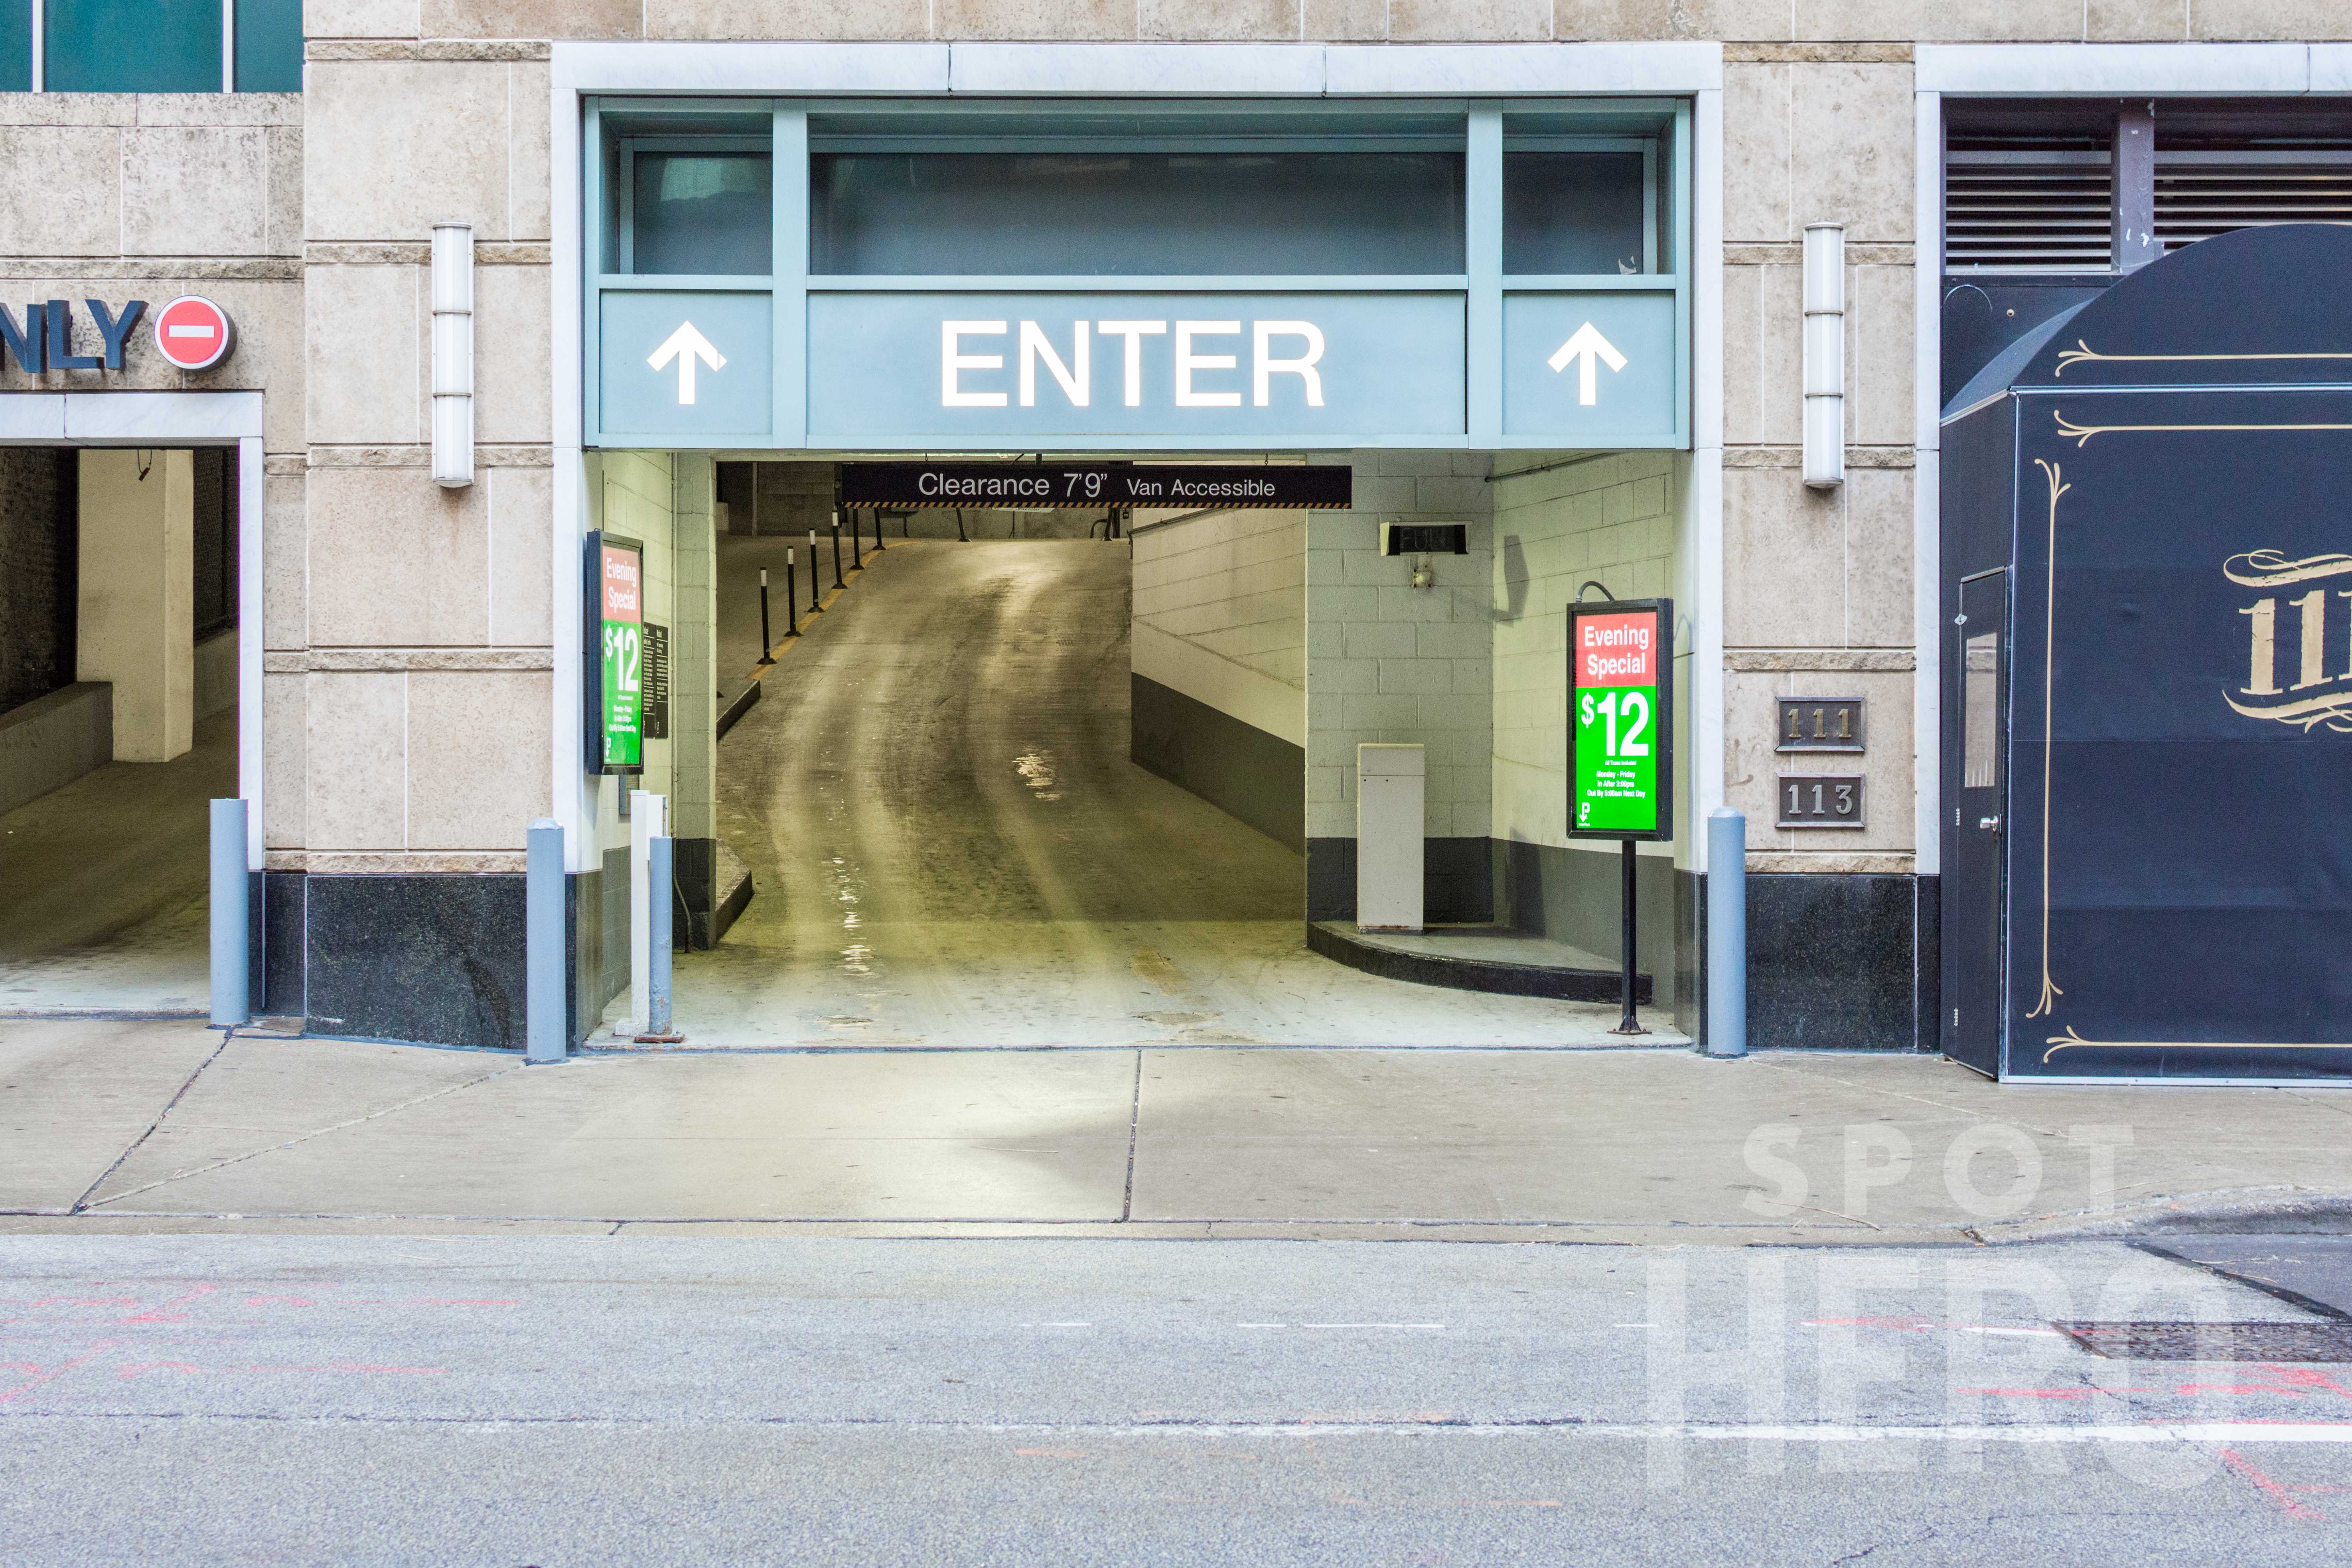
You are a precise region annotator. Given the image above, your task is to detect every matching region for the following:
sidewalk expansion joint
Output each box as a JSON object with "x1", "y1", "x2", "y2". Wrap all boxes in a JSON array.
[
  {"x1": 68, "y1": 1026, "x2": 236, "y2": 1215},
  {"x1": 76, "y1": 1062, "x2": 519, "y2": 1211}
]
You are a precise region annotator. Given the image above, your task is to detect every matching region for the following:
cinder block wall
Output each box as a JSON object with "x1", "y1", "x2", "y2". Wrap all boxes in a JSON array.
[
  {"x1": 0, "y1": 449, "x2": 75, "y2": 714},
  {"x1": 1304, "y1": 450, "x2": 1494, "y2": 921},
  {"x1": 1131, "y1": 507, "x2": 1304, "y2": 746},
  {"x1": 1129, "y1": 504, "x2": 1306, "y2": 849},
  {"x1": 1490, "y1": 450, "x2": 1687, "y2": 1009}
]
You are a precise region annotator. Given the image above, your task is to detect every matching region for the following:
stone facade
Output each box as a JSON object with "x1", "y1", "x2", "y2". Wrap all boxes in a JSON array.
[{"x1": 10, "y1": 4, "x2": 2350, "y2": 1046}]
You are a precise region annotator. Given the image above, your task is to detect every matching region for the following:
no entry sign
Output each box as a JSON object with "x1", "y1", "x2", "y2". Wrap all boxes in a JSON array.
[{"x1": 152, "y1": 296, "x2": 233, "y2": 370}]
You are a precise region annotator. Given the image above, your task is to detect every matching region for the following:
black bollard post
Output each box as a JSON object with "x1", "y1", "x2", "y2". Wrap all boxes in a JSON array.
[
  {"x1": 831, "y1": 513, "x2": 844, "y2": 590},
  {"x1": 956, "y1": 507, "x2": 967, "y2": 542},
  {"x1": 785, "y1": 550, "x2": 799, "y2": 638},
  {"x1": 872, "y1": 506, "x2": 885, "y2": 551},
  {"x1": 757, "y1": 568, "x2": 773, "y2": 664},
  {"x1": 808, "y1": 531, "x2": 822, "y2": 613}
]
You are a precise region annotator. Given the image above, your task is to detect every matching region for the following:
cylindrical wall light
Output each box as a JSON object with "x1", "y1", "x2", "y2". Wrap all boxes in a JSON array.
[
  {"x1": 1801, "y1": 222, "x2": 1845, "y2": 490},
  {"x1": 430, "y1": 221, "x2": 475, "y2": 489}
]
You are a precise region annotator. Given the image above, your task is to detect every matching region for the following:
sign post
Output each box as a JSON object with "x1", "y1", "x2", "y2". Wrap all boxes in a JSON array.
[
  {"x1": 1567, "y1": 598, "x2": 1674, "y2": 1034},
  {"x1": 587, "y1": 533, "x2": 646, "y2": 775}
]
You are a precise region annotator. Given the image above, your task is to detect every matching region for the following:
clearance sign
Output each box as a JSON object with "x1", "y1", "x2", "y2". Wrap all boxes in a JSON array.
[{"x1": 1568, "y1": 599, "x2": 1673, "y2": 840}]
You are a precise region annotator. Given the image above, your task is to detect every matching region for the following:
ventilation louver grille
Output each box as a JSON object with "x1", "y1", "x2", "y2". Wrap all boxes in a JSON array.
[
  {"x1": 2155, "y1": 149, "x2": 2352, "y2": 250},
  {"x1": 1945, "y1": 149, "x2": 2113, "y2": 269}
]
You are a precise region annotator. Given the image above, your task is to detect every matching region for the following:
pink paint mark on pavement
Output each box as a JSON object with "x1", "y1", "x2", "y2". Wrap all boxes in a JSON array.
[
  {"x1": 24, "y1": 1298, "x2": 141, "y2": 1310},
  {"x1": 2222, "y1": 1448, "x2": 2326, "y2": 1521},
  {"x1": 122, "y1": 1284, "x2": 220, "y2": 1323},
  {"x1": 116, "y1": 1362, "x2": 207, "y2": 1381},
  {"x1": 0, "y1": 1341, "x2": 120, "y2": 1402}
]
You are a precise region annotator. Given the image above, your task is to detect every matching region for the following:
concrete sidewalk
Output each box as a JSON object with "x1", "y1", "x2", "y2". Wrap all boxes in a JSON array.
[{"x1": 4, "y1": 1018, "x2": 2349, "y2": 1244}]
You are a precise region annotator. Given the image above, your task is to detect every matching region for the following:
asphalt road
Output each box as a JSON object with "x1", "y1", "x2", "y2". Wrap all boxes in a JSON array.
[{"x1": 4, "y1": 1235, "x2": 2349, "y2": 1564}]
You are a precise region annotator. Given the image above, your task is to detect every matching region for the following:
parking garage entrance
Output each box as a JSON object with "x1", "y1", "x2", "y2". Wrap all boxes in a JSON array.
[
  {"x1": 573, "y1": 443, "x2": 1699, "y2": 1050},
  {"x1": 569, "y1": 92, "x2": 1698, "y2": 1047},
  {"x1": 0, "y1": 442, "x2": 246, "y2": 1016}
]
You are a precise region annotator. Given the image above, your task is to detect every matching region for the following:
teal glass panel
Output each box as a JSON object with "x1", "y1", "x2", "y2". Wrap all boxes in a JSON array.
[
  {"x1": 46, "y1": 0, "x2": 221, "y2": 92},
  {"x1": 235, "y1": 0, "x2": 304, "y2": 92},
  {"x1": 1503, "y1": 152, "x2": 1650, "y2": 275},
  {"x1": 810, "y1": 153, "x2": 1466, "y2": 276},
  {"x1": 631, "y1": 153, "x2": 772, "y2": 276},
  {"x1": 0, "y1": 2, "x2": 31, "y2": 93}
]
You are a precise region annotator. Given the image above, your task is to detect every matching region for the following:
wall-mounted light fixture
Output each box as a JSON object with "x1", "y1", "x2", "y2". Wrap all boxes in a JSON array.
[
  {"x1": 1801, "y1": 222, "x2": 1845, "y2": 490},
  {"x1": 429, "y1": 221, "x2": 474, "y2": 489}
]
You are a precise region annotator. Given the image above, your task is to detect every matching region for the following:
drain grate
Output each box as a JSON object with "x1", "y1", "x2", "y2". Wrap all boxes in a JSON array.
[{"x1": 2055, "y1": 1320, "x2": 2352, "y2": 1362}]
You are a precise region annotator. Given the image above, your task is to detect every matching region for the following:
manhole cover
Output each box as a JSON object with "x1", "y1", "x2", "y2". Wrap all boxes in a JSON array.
[{"x1": 2055, "y1": 1320, "x2": 2352, "y2": 1362}]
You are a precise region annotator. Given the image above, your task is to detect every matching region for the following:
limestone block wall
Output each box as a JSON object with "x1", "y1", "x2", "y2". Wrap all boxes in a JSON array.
[
  {"x1": 0, "y1": 92, "x2": 304, "y2": 816},
  {"x1": 1718, "y1": 43, "x2": 1918, "y2": 878},
  {"x1": 300, "y1": 2, "x2": 2352, "y2": 47},
  {"x1": 290, "y1": 12, "x2": 554, "y2": 876},
  {"x1": 0, "y1": 92, "x2": 303, "y2": 455}
]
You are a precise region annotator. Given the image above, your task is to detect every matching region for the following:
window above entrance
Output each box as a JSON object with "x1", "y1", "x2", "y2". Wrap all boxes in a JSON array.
[
  {"x1": 4, "y1": 0, "x2": 301, "y2": 93},
  {"x1": 584, "y1": 97, "x2": 1691, "y2": 453}
]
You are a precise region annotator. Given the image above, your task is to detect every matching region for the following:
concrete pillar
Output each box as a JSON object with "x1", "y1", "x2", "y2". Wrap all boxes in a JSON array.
[
  {"x1": 78, "y1": 449, "x2": 195, "y2": 763},
  {"x1": 671, "y1": 455, "x2": 718, "y2": 844}
]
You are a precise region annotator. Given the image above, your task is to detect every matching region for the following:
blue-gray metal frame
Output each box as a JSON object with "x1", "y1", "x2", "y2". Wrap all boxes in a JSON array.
[{"x1": 585, "y1": 95, "x2": 1693, "y2": 452}]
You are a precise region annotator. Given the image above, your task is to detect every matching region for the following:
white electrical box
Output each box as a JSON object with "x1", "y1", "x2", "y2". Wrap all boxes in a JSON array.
[{"x1": 1356, "y1": 744, "x2": 1425, "y2": 933}]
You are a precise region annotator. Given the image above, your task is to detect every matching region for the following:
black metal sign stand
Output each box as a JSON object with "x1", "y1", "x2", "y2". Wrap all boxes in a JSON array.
[{"x1": 1613, "y1": 838, "x2": 1648, "y2": 1036}]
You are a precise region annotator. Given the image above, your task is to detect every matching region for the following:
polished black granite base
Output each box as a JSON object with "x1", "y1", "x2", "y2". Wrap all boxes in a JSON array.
[
  {"x1": 261, "y1": 869, "x2": 305, "y2": 1017},
  {"x1": 1746, "y1": 872, "x2": 1937, "y2": 1051},
  {"x1": 303, "y1": 873, "x2": 527, "y2": 1049}
]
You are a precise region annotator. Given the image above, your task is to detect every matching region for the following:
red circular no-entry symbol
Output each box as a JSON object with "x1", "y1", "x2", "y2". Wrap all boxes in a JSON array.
[{"x1": 152, "y1": 295, "x2": 234, "y2": 371}]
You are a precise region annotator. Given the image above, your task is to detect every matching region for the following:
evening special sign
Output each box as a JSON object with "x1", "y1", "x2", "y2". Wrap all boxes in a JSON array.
[
  {"x1": 594, "y1": 290, "x2": 1679, "y2": 448},
  {"x1": 1568, "y1": 599, "x2": 1673, "y2": 841},
  {"x1": 585, "y1": 532, "x2": 645, "y2": 775}
]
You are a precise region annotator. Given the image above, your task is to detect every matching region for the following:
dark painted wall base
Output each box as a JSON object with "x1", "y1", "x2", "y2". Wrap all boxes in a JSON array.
[
  {"x1": 674, "y1": 836, "x2": 754, "y2": 951},
  {"x1": 1129, "y1": 672, "x2": 1304, "y2": 852},
  {"x1": 574, "y1": 846, "x2": 629, "y2": 1045},
  {"x1": 1496, "y1": 840, "x2": 1693, "y2": 1025},
  {"x1": 1306, "y1": 836, "x2": 1494, "y2": 925},
  {"x1": 1307, "y1": 919, "x2": 1648, "y2": 1003}
]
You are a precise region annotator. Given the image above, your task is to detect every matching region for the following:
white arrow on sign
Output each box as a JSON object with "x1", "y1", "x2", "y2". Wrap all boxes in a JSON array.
[
  {"x1": 1546, "y1": 321, "x2": 1628, "y2": 407},
  {"x1": 647, "y1": 321, "x2": 726, "y2": 406}
]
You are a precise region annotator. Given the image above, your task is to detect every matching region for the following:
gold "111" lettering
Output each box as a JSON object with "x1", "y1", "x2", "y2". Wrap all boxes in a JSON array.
[{"x1": 2239, "y1": 590, "x2": 2352, "y2": 695}]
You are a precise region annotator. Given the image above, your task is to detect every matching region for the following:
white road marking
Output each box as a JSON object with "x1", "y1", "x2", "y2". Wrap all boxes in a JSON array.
[
  {"x1": 1235, "y1": 1323, "x2": 1445, "y2": 1330},
  {"x1": 940, "y1": 1421, "x2": 2352, "y2": 1444}
]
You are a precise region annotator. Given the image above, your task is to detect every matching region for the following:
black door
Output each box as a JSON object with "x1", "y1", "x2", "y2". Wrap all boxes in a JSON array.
[{"x1": 1943, "y1": 570, "x2": 2010, "y2": 1077}]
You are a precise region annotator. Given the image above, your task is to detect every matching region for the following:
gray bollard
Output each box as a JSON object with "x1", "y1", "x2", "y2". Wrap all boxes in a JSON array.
[
  {"x1": 1706, "y1": 807, "x2": 1747, "y2": 1057},
  {"x1": 643, "y1": 834, "x2": 680, "y2": 1040},
  {"x1": 208, "y1": 798, "x2": 250, "y2": 1027},
  {"x1": 525, "y1": 818, "x2": 566, "y2": 1063}
]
